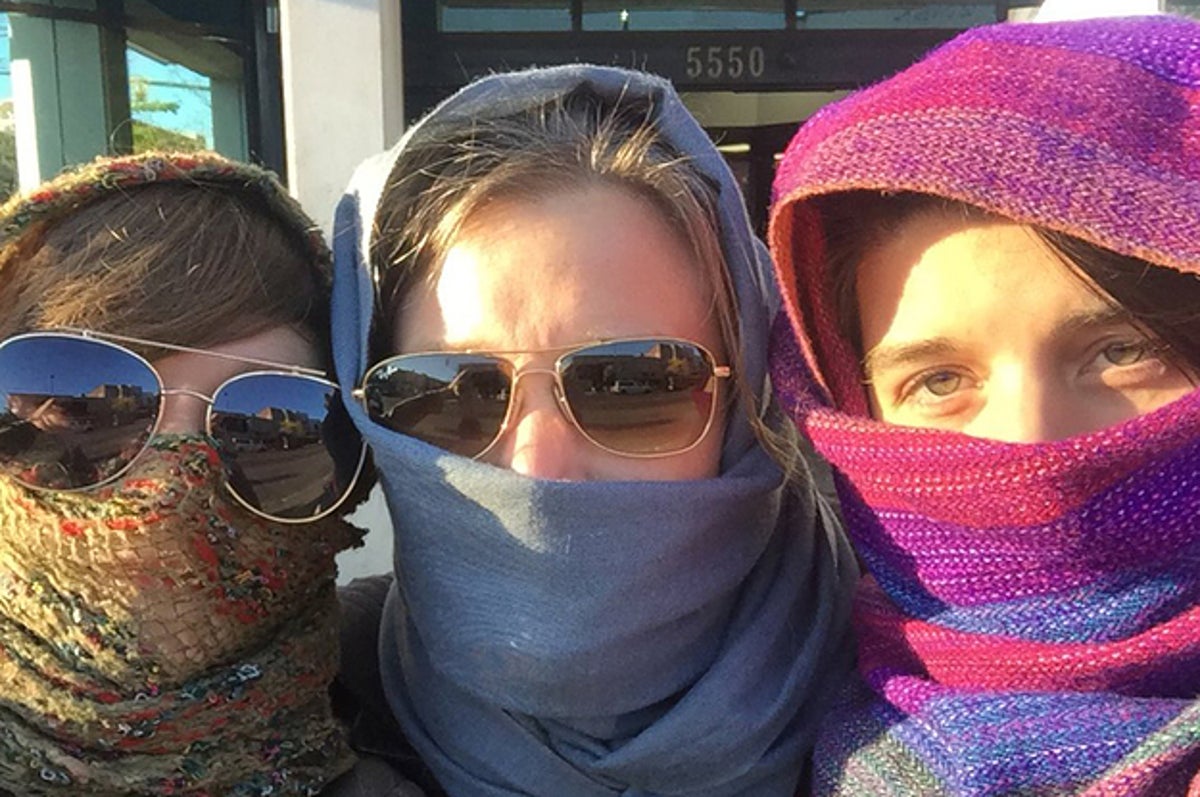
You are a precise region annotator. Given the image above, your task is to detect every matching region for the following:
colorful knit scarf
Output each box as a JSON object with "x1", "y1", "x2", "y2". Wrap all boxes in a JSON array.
[
  {"x1": 767, "y1": 16, "x2": 1200, "y2": 796},
  {"x1": 0, "y1": 438, "x2": 360, "y2": 796}
]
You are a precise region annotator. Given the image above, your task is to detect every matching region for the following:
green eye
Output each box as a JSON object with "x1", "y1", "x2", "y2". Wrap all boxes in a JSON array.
[
  {"x1": 921, "y1": 371, "x2": 962, "y2": 396},
  {"x1": 1102, "y1": 341, "x2": 1148, "y2": 366}
]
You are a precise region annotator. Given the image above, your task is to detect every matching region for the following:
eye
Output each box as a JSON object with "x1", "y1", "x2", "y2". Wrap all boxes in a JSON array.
[
  {"x1": 920, "y1": 371, "x2": 963, "y2": 397},
  {"x1": 1100, "y1": 340, "x2": 1156, "y2": 367},
  {"x1": 895, "y1": 368, "x2": 972, "y2": 408}
]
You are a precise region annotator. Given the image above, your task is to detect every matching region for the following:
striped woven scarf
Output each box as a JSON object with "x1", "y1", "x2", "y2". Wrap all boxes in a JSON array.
[
  {"x1": 770, "y1": 326, "x2": 1200, "y2": 795},
  {"x1": 767, "y1": 16, "x2": 1200, "y2": 796}
]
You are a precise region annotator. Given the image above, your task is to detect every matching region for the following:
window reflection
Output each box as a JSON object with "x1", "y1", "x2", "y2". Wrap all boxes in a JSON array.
[
  {"x1": 583, "y1": 1, "x2": 782, "y2": 31},
  {"x1": 795, "y1": 3, "x2": 996, "y2": 29},
  {"x1": 438, "y1": 1, "x2": 571, "y2": 32},
  {"x1": 0, "y1": 1, "x2": 252, "y2": 201},
  {"x1": 1167, "y1": 1, "x2": 1200, "y2": 19}
]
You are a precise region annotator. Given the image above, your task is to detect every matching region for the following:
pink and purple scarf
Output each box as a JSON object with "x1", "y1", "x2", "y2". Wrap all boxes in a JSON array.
[{"x1": 767, "y1": 16, "x2": 1200, "y2": 796}]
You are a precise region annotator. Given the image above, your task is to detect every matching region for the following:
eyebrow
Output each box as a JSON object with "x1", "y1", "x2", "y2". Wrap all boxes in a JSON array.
[
  {"x1": 860, "y1": 306, "x2": 1139, "y2": 378},
  {"x1": 1047, "y1": 305, "x2": 1135, "y2": 338},
  {"x1": 862, "y1": 338, "x2": 962, "y2": 379}
]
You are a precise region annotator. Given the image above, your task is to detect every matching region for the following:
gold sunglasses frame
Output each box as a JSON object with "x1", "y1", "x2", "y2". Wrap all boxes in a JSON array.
[
  {"x1": 0, "y1": 328, "x2": 366, "y2": 524},
  {"x1": 355, "y1": 336, "x2": 732, "y2": 460}
]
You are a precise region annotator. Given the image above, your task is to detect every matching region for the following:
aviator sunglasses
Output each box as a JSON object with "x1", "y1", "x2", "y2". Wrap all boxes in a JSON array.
[
  {"x1": 355, "y1": 337, "x2": 731, "y2": 459},
  {"x1": 0, "y1": 330, "x2": 365, "y2": 524}
]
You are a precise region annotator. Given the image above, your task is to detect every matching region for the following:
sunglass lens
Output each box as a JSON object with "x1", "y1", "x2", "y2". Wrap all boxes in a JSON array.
[
  {"x1": 0, "y1": 336, "x2": 160, "y2": 489},
  {"x1": 210, "y1": 374, "x2": 360, "y2": 521},
  {"x1": 362, "y1": 354, "x2": 511, "y2": 458},
  {"x1": 561, "y1": 340, "x2": 717, "y2": 455}
]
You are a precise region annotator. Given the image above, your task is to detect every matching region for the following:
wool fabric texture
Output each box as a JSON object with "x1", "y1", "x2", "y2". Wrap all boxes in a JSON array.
[
  {"x1": 0, "y1": 151, "x2": 328, "y2": 274},
  {"x1": 767, "y1": 16, "x2": 1200, "y2": 796},
  {"x1": 332, "y1": 65, "x2": 858, "y2": 796},
  {"x1": 0, "y1": 439, "x2": 360, "y2": 796}
]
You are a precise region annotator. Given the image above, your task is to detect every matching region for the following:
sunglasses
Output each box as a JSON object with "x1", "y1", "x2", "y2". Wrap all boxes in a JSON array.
[
  {"x1": 0, "y1": 330, "x2": 365, "y2": 524},
  {"x1": 355, "y1": 337, "x2": 731, "y2": 459}
]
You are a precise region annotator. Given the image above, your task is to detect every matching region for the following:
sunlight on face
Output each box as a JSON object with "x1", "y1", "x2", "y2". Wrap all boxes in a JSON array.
[
  {"x1": 395, "y1": 184, "x2": 726, "y2": 481},
  {"x1": 856, "y1": 215, "x2": 1194, "y2": 442}
]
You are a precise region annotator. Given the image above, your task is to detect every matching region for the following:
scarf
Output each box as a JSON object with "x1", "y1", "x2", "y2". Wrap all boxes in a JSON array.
[
  {"x1": 771, "y1": 329, "x2": 1200, "y2": 795},
  {"x1": 0, "y1": 152, "x2": 328, "y2": 270},
  {"x1": 332, "y1": 65, "x2": 859, "y2": 796},
  {"x1": 766, "y1": 16, "x2": 1200, "y2": 796},
  {"x1": 0, "y1": 438, "x2": 360, "y2": 796}
]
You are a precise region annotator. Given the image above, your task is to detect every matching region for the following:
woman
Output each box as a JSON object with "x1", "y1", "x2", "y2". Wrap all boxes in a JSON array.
[
  {"x1": 331, "y1": 66, "x2": 858, "y2": 795},
  {"x1": 768, "y1": 15, "x2": 1200, "y2": 796},
  {"x1": 0, "y1": 152, "x2": 379, "y2": 795}
]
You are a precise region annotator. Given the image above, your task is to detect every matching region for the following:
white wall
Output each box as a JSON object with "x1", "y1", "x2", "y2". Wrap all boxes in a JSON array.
[
  {"x1": 279, "y1": 0, "x2": 404, "y2": 230},
  {"x1": 279, "y1": 0, "x2": 404, "y2": 582}
]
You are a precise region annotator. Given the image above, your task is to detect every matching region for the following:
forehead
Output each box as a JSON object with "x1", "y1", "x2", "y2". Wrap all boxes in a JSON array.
[
  {"x1": 855, "y1": 214, "x2": 1117, "y2": 356},
  {"x1": 395, "y1": 184, "x2": 721, "y2": 354}
]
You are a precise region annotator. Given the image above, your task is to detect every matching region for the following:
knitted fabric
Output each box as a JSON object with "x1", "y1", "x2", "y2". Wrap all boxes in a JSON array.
[
  {"x1": 0, "y1": 438, "x2": 360, "y2": 795},
  {"x1": 0, "y1": 151, "x2": 329, "y2": 276},
  {"x1": 767, "y1": 16, "x2": 1200, "y2": 796}
]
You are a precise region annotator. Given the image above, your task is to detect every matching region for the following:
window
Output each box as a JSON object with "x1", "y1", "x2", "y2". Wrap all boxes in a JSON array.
[
  {"x1": 1166, "y1": 0, "x2": 1200, "y2": 19},
  {"x1": 0, "y1": 1, "x2": 258, "y2": 200},
  {"x1": 795, "y1": 2, "x2": 997, "y2": 29},
  {"x1": 582, "y1": 1, "x2": 782, "y2": 31},
  {"x1": 438, "y1": 1, "x2": 572, "y2": 32}
]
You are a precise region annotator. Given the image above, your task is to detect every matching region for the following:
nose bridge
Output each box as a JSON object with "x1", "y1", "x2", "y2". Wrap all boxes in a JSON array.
[
  {"x1": 490, "y1": 364, "x2": 583, "y2": 478},
  {"x1": 156, "y1": 388, "x2": 214, "y2": 435},
  {"x1": 510, "y1": 365, "x2": 560, "y2": 392},
  {"x1": 507, "y1": 362, "x2": 574, "y2": 419},
  {"x1": 164, "y1": 387, "x2": 215, "y2": 404},
  {"x1": 972, "y1": 361, "x2": 1066, "y2": 443}
]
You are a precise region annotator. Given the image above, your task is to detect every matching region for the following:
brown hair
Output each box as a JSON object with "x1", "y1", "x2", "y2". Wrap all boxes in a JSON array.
[
  {"x1": 817, "y1": 190, "x2": 1200, "y2": 377},
  {"x1": 371, "y1": 86, "x2": 742, "y2": 397},
  {"x1": 0, "y1": 182, "x2": 327, "y2": 360}
]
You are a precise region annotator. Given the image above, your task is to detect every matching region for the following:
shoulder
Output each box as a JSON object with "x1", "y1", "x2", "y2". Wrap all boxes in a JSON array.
[
  {"x1": 337, "y1": 573, "x2": 395, "y2": 697},
  {"x1": 333, "y1": 574, "x2": 446, "y2": 794}
]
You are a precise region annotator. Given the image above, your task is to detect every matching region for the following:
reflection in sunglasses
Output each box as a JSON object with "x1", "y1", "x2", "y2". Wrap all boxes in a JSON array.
[
  {"x1": 359, "y1": 338, "x2": 730, "y2": 459},
  {"x1": 0, "y1": 331, "x2": 365, "y2": 524}
]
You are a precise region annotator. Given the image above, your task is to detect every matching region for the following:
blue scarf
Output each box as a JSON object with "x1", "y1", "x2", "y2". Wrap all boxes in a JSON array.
[{"x1": 332, "y1": 65, "x2": 857, "y2": 796}]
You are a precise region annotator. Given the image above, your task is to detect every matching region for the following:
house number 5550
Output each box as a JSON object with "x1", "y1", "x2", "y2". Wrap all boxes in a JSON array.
[{"x1": 685, "y1": 45, "x2": 766, "y2": 80}]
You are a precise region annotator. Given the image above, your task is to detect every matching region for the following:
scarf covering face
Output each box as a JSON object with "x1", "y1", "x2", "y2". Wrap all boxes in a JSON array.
[
  {"x1": 767, "y1": 16, "x2": 1200, "y2": 796},
  {"x1": 0, "y1": 152, "x2": 359, "y2": 795},
  {"x1": 0, "y1": 438, "x2": 361, "y2": 796},
  {"x1": 332, "y1": 65, "x2": 858, "y2": 796}
]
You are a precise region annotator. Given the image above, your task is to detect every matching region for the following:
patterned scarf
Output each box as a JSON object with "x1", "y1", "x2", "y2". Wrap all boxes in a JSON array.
[
  {"x1": 0, "y1": 152, "x2": 327, "y2": 269},
  {"x1": 0, "y1": 438, "x2": 360, "y2": 796},
  {"x1": 767, "y1": 16, "x2": 1200, "y2": 796}
]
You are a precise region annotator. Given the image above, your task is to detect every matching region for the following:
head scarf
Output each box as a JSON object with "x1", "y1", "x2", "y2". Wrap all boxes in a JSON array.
[
  {"x1": 0, "y1": 152, "x2": 361, "y2": 795},
  {"x1": 768, "y1": 16, "x2": 1200, "y2": 796},
  {"x1": 332, "y1": 65, "x2": 858, "y2": 796},
  {"x1": 0, "y1": 151, "x2": 328, "y2": 265}
]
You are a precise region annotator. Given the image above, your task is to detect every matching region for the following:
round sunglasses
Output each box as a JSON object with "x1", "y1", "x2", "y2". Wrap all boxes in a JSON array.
[
  {"x1": 0, "y1": 330, "x2": 365, "y2": 524},
  {"x1": 355, "y1": 337, "x2": 731, "y2": 459}
]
